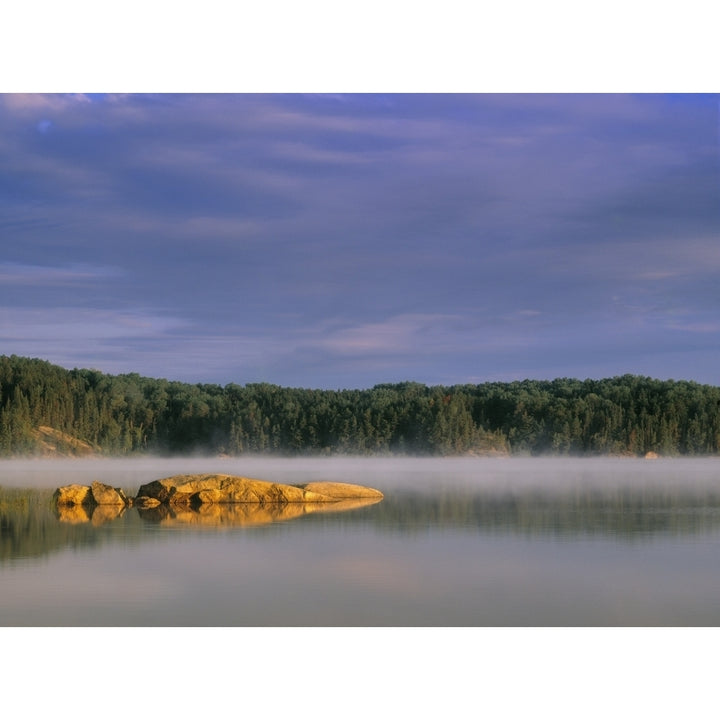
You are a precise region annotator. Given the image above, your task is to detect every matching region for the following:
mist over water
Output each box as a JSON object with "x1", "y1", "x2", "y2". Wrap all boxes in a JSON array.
[
  {"x1": 3, "y1": 455, "x2": 720, "y2": 626},
  {"x1": 1, "y1": 455, "x2": 718, "y2": 496}
]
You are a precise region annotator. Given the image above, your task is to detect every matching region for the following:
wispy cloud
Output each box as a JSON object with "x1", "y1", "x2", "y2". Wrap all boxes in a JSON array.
[
  {"x1": 0, "y1": 307, "x2": 186, "y2": 342},
  {"x1": 316, "y1": 314, "x2": 458, "y2": 356},
  {"x1": 0, "y1": 262, "x2": 123, "y2": 286},
  {"x1": 0, "y1": 306, "x2": 196, "y2": 378},
  {"x1": 0, "y1": 93, "x2": 91, "y2": 114}
]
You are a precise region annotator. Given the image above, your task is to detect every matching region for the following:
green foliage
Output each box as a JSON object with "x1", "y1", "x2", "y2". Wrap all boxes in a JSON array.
[{"x1": 2, "y1": 355, "x2": 720, "y2": 457}]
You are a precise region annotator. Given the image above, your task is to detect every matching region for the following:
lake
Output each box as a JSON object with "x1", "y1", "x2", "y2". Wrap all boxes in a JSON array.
[{"x1": 2, "y1": 456, "x2": 720, "y2": 626}]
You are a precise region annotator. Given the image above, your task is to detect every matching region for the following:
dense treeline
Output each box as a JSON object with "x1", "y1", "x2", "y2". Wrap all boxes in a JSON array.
[{"x1": 1, "y1": 355, "x2": 720, "y2": 457}]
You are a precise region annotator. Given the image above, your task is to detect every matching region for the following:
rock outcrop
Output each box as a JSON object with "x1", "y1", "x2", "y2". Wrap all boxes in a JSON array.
[
  {"x1": 300, "y1": 481, "x2": 386, "y2": 499},
  {"x1": 53, "y1": 483, "x2": 94, "y2": 507},
  {"x1": 53, "y1": 475, "x2": 383, "y2": 526},
  {"x1": 90, "y1": 481, "x2": 129, "y2": 506},
  {"x1": 31, "y1": 425, "x2": 97, "y2": 457},
  {"x1": 136, "y1": 474, "x2": 383, "y2": 507},
  {"x1": 54, "y1": 475, "x2": 383, "y2": 516},
  {"x1": 133, "y1": 496, "x2": 162, "y2": 509},
  {"x1": 53, "y1": 481, "x2": 130, "y2": 507}
]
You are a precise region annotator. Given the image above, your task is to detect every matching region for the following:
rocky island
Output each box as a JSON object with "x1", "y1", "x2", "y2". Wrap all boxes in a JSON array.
[{"x1": 53, "y1": 474, "x2": 384, "y2": 527}]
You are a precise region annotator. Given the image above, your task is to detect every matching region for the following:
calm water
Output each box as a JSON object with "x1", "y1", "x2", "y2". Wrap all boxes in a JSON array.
[{"x1": 2, "y1": 456, "x2": 720, "y2": 626}]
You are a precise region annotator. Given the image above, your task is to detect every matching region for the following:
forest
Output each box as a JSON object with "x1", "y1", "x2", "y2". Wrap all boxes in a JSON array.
[{"x1": 1, "y1": 354, "x2": 719, "y2": 457}]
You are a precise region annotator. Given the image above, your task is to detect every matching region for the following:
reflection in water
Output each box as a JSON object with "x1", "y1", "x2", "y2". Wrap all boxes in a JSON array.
[
  {"x1": 1, "y1": 488, "x2": 109, "y2": 564},
  {"x1": 377, "y1": 488, "x2": 720, "y2": 538},
  {"x1": 90, "y1": 505, "x2": 127, "y2": 526},
  {"x1": 55, "y1": 503, "x2": 91, "y2": 524},
  {"x1": 4, "y1": 483, "x2": 720, "y2": 565},
  {"x1": 55, "y1": 503, "x2": 127, "y2": 526},
  {"x1": 0, "y1": 486, "x2": 386, "y2": 564},
  {"x1": 137, "y1": 497, "x2": 383, "y2": 527},
  {"x1": 5, "y1": 463, "x2": 720, "y2": 626}
]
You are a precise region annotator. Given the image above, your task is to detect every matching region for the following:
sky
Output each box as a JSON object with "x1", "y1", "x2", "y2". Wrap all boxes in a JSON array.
[{"x1": 1, "y1": 93, "x2": 719, "y2": 389}]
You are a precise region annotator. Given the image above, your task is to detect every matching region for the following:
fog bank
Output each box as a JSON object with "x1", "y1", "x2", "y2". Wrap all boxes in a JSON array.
[{"x1": 1, "y1": 456, "x2": 718, "y2": 496}]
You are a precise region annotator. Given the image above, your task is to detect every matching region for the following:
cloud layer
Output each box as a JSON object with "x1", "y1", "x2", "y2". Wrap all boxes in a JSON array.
[{"x1": 1, "y1": 94, "x2": 718, "y2": 387}]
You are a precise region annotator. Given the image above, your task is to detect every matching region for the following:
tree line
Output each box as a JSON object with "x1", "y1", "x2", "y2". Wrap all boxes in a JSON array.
[{"x1": 1, "y1": 354, "x2": 719, "y2": 457}]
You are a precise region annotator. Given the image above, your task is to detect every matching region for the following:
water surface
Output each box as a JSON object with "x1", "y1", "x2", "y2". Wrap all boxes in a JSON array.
[{"x1": 2, "y1": 457, "x2": 720, "y2": 625}]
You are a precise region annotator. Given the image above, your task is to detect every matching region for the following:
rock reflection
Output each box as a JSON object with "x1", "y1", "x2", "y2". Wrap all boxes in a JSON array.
[
  {"x1": 90, "y1": 505, "x2": 126, "y2": 526},
  {"x1": 55, "y1": 503, "x2": 126, "y2": 525},
  {"x1": 137, "y1": 497, "x2": 384, "y2": 527},
  {"x1": 51, "y1": 497, "x2": 382, "y2": 528},
  {"x1": 54, "y1": 504, "x2": 92, "y2": 524},
  {"x1": 6, "y1": 482, "x2": 720, "y2": 568}
]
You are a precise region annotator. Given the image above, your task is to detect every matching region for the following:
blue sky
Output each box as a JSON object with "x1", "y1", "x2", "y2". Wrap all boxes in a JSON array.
[{"x1": 1, "y1": 93, "x2": 719, "y2": 388}]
